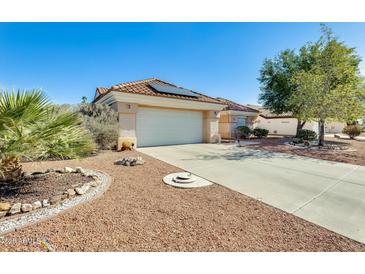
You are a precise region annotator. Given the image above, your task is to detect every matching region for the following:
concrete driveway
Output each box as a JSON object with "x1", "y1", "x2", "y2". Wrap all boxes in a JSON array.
[{"x1": 138, "y1": 143, "x2": 365, "y2": 244}]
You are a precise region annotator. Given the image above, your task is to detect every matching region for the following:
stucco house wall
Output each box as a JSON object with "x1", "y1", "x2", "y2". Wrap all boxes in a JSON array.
[
  {"x1": 216, "y1": 98, "x2": 259, "y2": 139},
  {"x1": 254, "y1": 116, "x2": 346, "y2": 136},
  {"x1": 94, "y1": 78, "x2": 225, "y2": 148},
  {"x1": 254, "y1": 116, "x2": 298, "y2": 136},
  {"x1": 219, "y1": 112, "x2": 249, "y2": 139}
]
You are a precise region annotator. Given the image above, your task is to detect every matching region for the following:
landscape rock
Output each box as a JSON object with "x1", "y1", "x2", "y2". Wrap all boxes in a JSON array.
[
  {"x1": 75, "y1": 184, "x2": 90, "y2": 195},
  {"x1": 0, "y1": 202, "x2": 11, "y2": 211},
  {"x1": 114, "y1": 157, "x2": 145, "y2": 166},
  {"x1": 75, "y1": 167, "x2": 85, "y2": 173},
  {"x1": 134, "y1": 158, "x2": 145, "y2": 166},
  {"x1": 45, "y1": 168, "x2": 55, "y2": 173},
  {"x1": 9, "y1": 203, "x2": 21, "y2": 215},
  {"x1": 0, "y1": 211, "x2": 7, "y2": 218},
  {"x1": 114, "y1": 158, "x2": 126, "y2": 165},
  {"x1": 31, "y1": 171, "x2": 44, "y2": 175},
  {"x1": 66, "y1": 188, "x2": 76, "y2": 197},
  {"x1": 42, "y1": 199, "x2": 50, "y2": 207},
  {"x1": 90, "y1": 180, "x2": 101, "y2": 187},
  {"x1": 82, "y1": 171, "x2": 92, "y2": 177},
  {"x1": 50, "y1": 195, "x2": 63, "y2": 205},
  {"x1": 22, "y1": 171, "x2": 33, "y2": 178},
  {"x1": 21, "y1": 203, "x2": 33, "y2": 213},
  {"x1": 32, "y1": 201, "x2": 42, "y2": 210},
  {"x1": 64, "y1": 167, "x2": 74, "y2": 173}
]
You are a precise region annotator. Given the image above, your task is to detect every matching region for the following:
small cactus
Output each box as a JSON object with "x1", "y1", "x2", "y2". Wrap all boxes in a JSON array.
[
  {"x1": 121, "y1": 139, "x2": 135, "y2": 151},
  {"x1": 0, "y1": 155, "x2": 22, "y2": 182}
]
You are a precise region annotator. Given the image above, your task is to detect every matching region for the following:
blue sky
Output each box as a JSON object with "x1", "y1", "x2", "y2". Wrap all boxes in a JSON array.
[{"x1": 0, "y1": 23, "x2": 364, "y2": 105}]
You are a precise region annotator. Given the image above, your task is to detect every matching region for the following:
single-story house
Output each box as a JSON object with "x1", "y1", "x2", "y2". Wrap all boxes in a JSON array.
[
  {"x1": 93, "y1": 78, "x2": 226, "y2": 148},
  {"x1": 216, "y1": 98, "x2": 259, "y2": 139},
  {"x1": 247, "y1": 104, "x2": 346, "y2": 136}
]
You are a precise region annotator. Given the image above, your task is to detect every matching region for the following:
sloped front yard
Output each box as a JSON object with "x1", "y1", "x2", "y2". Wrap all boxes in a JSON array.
[{"x1": 0, "y1": 151, "x2": 364, "y2": 251}]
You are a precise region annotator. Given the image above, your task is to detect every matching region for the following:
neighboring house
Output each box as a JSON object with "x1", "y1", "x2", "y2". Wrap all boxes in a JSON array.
[
  {"x1": 216, "y1": 98, "x2": 259, "y2": 139},
  {"x1": 247, "y1": 104, "x2": 346, "y2": 136},
  {"x1": 93, "y1": 78, "x2": 226, "y2": 148}
]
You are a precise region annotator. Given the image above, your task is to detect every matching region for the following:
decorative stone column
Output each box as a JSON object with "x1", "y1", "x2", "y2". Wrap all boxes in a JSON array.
[
  {"x1": 204, "y1": 110, "x2": 221, "y2": 143},
  {"x1": 117, "y1": 102, "x2": 138, "y2": 150}
]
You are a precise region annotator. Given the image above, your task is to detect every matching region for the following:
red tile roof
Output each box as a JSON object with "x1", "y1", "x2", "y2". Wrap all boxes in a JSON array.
[
  {"x1": 216, "y1": 98, "x2": 259, "y2": 113},
  {"x1": 94, "y1": 78, "x2": 225, "y2": 105}
]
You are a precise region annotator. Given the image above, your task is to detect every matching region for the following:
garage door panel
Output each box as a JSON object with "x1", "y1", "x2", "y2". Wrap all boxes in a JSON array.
[{"x1": 136, "y1": 107, "x2": 203, "y2": 147}]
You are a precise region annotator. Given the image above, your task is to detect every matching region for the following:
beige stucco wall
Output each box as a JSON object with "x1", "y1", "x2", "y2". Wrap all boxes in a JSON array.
[
  {"x1": 218, "y1": 111, "x2": 258, "y2": 139},
  {"x1": 254, "y1": 116, "x2": 346, "y2": 136},
  {"x1": 117, "y1": 102, "x2": 138, "y2": 150},
  {"x1": 303, "y1": 121, "x2": 346, "y2": 134},
  {"x1": 254, "y1": 116, "x2": 298, "y2": 136},
  {"x1": 203, "y1": 110, "x2": 221, "y2": 143}
]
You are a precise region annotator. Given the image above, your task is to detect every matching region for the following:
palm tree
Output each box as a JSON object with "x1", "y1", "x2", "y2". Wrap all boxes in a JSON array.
[{"x1": 0, "y1": 89, "x2": 95, "y2": 182}]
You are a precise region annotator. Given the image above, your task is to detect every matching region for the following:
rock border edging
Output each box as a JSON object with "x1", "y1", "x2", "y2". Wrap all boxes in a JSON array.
[{"x1": 0, "y1": 168, "x2": 110, "y2": 236}]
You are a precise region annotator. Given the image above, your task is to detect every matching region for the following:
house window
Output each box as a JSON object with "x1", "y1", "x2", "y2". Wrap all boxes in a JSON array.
[{"x1": 236, "y1": 117, "x2": 246, "y2": 127}]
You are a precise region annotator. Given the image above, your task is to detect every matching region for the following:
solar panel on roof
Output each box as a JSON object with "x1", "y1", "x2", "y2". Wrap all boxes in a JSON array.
[{"x1": 149, "y1": 83, "x2": 199, "y2": 98}]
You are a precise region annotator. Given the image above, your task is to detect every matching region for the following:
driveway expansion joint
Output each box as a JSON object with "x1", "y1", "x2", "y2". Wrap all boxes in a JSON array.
[{"x1": 290, "y1": 166, "x2": 360, "y2": 214}]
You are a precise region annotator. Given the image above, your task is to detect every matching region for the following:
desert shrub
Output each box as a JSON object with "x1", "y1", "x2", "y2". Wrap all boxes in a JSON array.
[
  {"x1": 296, "y1": 129, "x2": 317, "y2": 141},
  {"x1": 252, "y1": 128, "x2": 269, "y2": 138},
  {"x1": 79, "y1": 102, "x2": 118, "y2": 150},
  {"x1": 342, "y1": 125, "x2": 361, "y2": 139},
  {"x1": 235, "y1": 126, "x2": 251, "y2": 139}
]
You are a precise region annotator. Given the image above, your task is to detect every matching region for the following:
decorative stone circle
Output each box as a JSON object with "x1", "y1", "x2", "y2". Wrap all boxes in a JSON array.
[
  {"x1": 163, "y1": 172, "x2": 213, "y2": 189},
  {"x1": 0, "y1": 168, "x2": 110, "y2": 236}
]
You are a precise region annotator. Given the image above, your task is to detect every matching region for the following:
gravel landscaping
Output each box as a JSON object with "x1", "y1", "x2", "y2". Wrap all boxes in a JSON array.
[
  {"x1": 0, "y1": 150, "x2": 364, "y2": 252},
  {"x1": 245, "y1": 136, "x2": 365, "y2": 166}
]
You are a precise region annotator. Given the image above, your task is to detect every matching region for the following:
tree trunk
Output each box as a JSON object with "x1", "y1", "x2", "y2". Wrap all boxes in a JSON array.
[
  {"x1": 0, "y1": 155, "x2": 23, "y2": 183},
  {"x1": 318, "y1": 119, "x2": 325, "y2": 147},
  {"x1": 296, "y1": 120, "x2": 306, "y2": 136}
]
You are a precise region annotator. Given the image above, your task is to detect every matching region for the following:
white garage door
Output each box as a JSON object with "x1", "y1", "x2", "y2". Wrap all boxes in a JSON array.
[{"x1": 136, "y1": 107, "x2": 203, "y2": 147}]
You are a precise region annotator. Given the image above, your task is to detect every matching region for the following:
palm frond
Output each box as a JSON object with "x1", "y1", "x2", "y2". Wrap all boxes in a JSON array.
[{"x1": 0, "y1": 89, "x2": 95, "y2": 162}]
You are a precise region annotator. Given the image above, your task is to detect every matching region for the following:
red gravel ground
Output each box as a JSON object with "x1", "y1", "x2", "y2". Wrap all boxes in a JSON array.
[
  {"x1": 0, "y1": 150, "x2": 364, "y2": 251},
  {"x1": 245, "y1": 137, "x2": 365, "y2": 166}
]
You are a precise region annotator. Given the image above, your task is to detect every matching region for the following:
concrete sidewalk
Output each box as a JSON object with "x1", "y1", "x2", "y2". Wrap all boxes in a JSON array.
[{"x1": 139, "y1": 143, "x2": 365, "y2": 244}]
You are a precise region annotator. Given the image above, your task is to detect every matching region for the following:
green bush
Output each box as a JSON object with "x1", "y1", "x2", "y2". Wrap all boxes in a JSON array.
[
  {"x1": 252, "y1": 128, "x2": 269, "y2": 138},
  {"x1": 342, "y1": 125, "x2": 361, "y2": 139},
  {"x1": 236, "y1": 126, "x2": 251, "y2": 139},
  {"x1": 296, "y1": 129, "x2": 317, "y2": 141},
  {"x1": 79, "y1": 102, "x2": 118, "y2": 150}
]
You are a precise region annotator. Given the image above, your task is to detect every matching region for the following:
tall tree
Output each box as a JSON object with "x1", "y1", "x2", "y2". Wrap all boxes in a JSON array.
[
  {"x1": 258, "y1": 49, "x2": 310, "y2": 134},
  {"x1": 291, "y1": 25, "x2": 365, "y2": 146}
]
